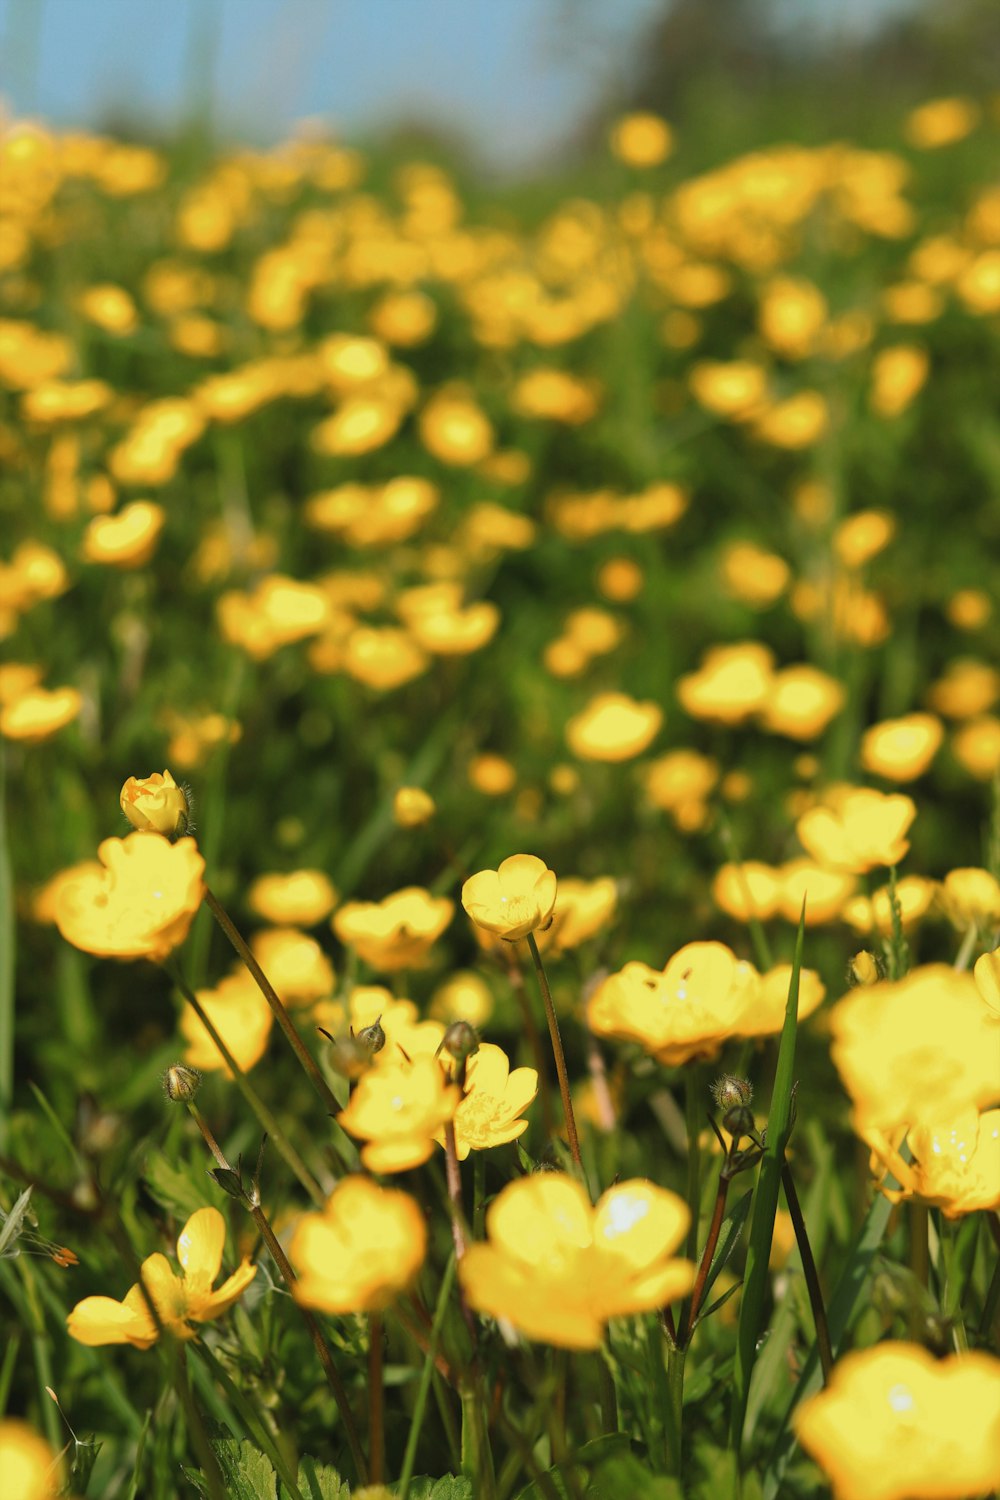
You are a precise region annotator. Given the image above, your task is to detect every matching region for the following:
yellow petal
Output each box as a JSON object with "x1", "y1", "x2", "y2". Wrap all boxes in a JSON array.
[
  {"x1": 67, "y1": 1292, "x2": 158, "y2": 1348},
  {"x1": 177, "y1": 1207, "x2": 226, "y2": 1289}
]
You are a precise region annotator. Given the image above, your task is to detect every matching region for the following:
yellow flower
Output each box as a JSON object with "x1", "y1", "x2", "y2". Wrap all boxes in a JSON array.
[
  {"x1": 391, "y1": 786, "x2": 435, "y2": 829},
  {"x1": 609, "y1": 112, "x2": 674, "y2": 168},
  {"x1": 289, "y1": 1177, "x2": 426, "y2": 1312},
  {"x1": 937, "y1": 867, "x2": 1000, "y2": 930},
  {"x1": 81, "y1": 500, "x2": 165, "y2": 568},
  {"x1": 333, "y1": 888, "x2": 454, "y2": 972},
  {"x1": 596, "y1": 557, "x2": 644, "y2": 602},
  {"x1": 777, "y1": 859, "x2": 857, "y2": 925},
  {"x1": 337, "y1": 1055, "x2": 459, "y2": 1173},
  {"x1": 179, "y1": 969, "x2": 273, "y2": 1075},
  {"x1": 927, "y1": 658, "x2": 1000, "y2": 719},
  {"x1": 250, "y1": 927, "x2": 335, "y2": 1004},
  {"x1": 0, "y1": 685, "x2": 81, "y2": 742},
  {"x1": 120, "y1": 770, "x2": 190, "y2": 837},
  {"x1": 55, "y1": 833, "x2": 204, "y2": 962},
  {"x1": 741, "y1": 965, "x2": 826, "y2": 1037},
  {"x1": 690, "y1": 361, "x2": 769, "y2": 421},
  {"x1": 867, "y1": 1109, "x2": 1000, "y2": 1218},
  {"x1": 953, "y1": 716, "x2": 1000, "y2": 781},
  {"x1": 974, "y1": 950, "x2": 1000, "y2": 1018},
  {"x1": 435, "y1": 1042, "x2": 538, "y2": 1159},
  {"x1": 905, "y1": 95, "x2": 980, "y2": 149},
  {"x1": 430, "y1": 971, "x2": 494, "y2": 1029},
  {"x1": 676, "y1": 642, "x2": 775, "y2": 725},
  {"x1": 869, "y1": 345, "x2": 929, "y2": 418},
  {"x1": 712, "y1": 862, "x2": 782, "y2": 923},
  {"x1": 860, "y1": 713, "x2": 944, "y2": 781},
  {"x1": 536, "y1": 876, "x2": 618, "y2": 953},
  {"x1": 246, "y1": 869, "x2": 338, "y2": 926},
  {"x1": 841, "y1": 873, "x2": 935, "y2": 935},
  {"x1": 565, "y1": 692, "x2": 663, "y2": 762},
  {"x1": 794, "y1": 1343, "x2": 1000, "y2": 1500},
  {"x1": 461, "y1": 854, "x2": 557, "y2": 942},
  {"x1": 68, "y1": 1206, "x2": 256, "y2": 1347},
  {"x1": 719, "y1": 541, "x2": 789, "y2": 606},
  {"x1": 796, "y1": 786, "x2": 916, "y2": 873},
  {"x1": 587, "y1": 941, "x2": 760, "y2": 1066},
  {"x1": 0, "y1": 1418, "x2": 59, "y2": 1500},
  {"x1": 758, "y1": 666, "x2": 845, "y2": 740},
  {"x1": 830, "y1": 965, "x2": 1000, "y2": 1136},
  {"x1": 459, "y1": 1174, "x2": 695, "y2": 1349},
  {"x1": 419, "y1": 387, "x2": 494, "y2": 466}
]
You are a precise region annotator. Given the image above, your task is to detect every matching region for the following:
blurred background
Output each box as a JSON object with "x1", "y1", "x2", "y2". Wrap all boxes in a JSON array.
[{"x1": 2, "y1": 0, "x2": 998, "y2": 178}]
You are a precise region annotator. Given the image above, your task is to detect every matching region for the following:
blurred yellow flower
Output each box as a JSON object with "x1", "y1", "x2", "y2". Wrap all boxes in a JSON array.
[
  {"x1": 905, "y1": 96, "x2": 980, "y2": 149},
  {"x1": 830, "y1": 965, "x2": 1000, "y2": 1135},
  {"x1": 777, "y1": 859, "x2": 857, "y2": 925},
  {"x1": 247, "y1": 870, "x2": 337, "y2": 926},
  {"x1": 795, "y1": 1343, "x2": 1000, "y2": 1500},
  {"x1": 926, "y1": 658, "x2": 1000, "y2": 719},
  {"x1": 690, "y1": 361, "x2": 769, "y2": 421},
  {"x1": 946, "y1": 589, "x2": 991, "y2": 631},
  {"x1": 841, "y1": 873, "x2": 935, "y2": 935},
  {"x1": 462, "y1": 854, "x2": 557, "y2": 942},
  {"x1": 596, "y1": 556, "x2": 644, "y2": 602},
  {"x1": 81, "y1": 500, "x2": 165, "y2": 568},
  {"x1": 588, "y1": 941, "x2": 760, "y2": 1065},
  {"x1": 179, "y1": 968, "x2": 273, "y2": 1075},
  {"x1": 565, "y1": 691, "x2": 662, "y2": 761},
  {"x1": 419, "y1": 387, "x2": 493, "y2": 466},
  {"x1": 974, "y1": 950, "x2": 1000, "y2": 1018},
  {"x1": 337, "y1": 1055, "x2": 459, "y2": 1173},
  {"x1": 468, "y1": 752, "x2": 517, "y2": 795},
  {"x1": 430, "y1": 971, "x2": 494, "y2": 1029},
  {"x1": 341, "y1": 626, "x2": 429, "y2": 691},
  {"x1": 712, "y1": 861, "x2": 782, "y2": 923},
  {"x1": 0, "y1": 1418, "x2": 59, "y2": 1500},
  {"x1": 796, "y1": 786, "x2": 916, "y2": 873},
  {"x1": 719, "y1": 541, "x2": 789, "y2": 606},
  {"x1": 677, "y1": 642, "x2": 775, "y2": 725},
  {"x1": 753, "y1": 390, "x2": 828, "y2": 448},
  {"x1": 869, "y1": 345, "x2": 929, "y2": 418},
  {"x1": 937, "y1": 867, "x2": 1000, "y2": 930},
  {"x1": 537, "y1": 876, "x2": 617, "y2": 953},
  {"x1": 609, "y1": 112, "x2": 674, "y2": 168},
  {"x1": 860, "y1": 713, "x2": 943, "y2": 781},
  {"x1": 460, "y1": 1174, "x2": 694, "y2": 1349},
  {"x1": 68, "y1": 1206, "x2": 255, "y2": 1348},
  {"x1": 290, "y1": 1176, "x2": 426, "y2": 1312},
  {"x1": 78, "y1": 282, "x2": 138, "y2": 335},
  {"x1": 393, "y1": 786, "x2": 436, "y2": 829},
  {"x1": 55, "y1": 833, "x2": 204, "y2": 962},
  {"x1": 333, "y1": 888, "x2": 454, "y2": 971},
  {"x1": 868, "y1": 1109, "x2": 1000, "y2": 1218},
  {"x1": 0, "y1": 685, "x2": 81, "y2": 742},
  {"x1": 743, "y1": 964, "x2": 826, "y2": 1037},
  {"x1": 218, "y1": 575, "x2": 329, "y2": 660},
  {"x1": 120, "y1": 770, "x2": 189, "y2": 837},
  {"x1": 758, "y1": 276, "x2": 827, "y2": 359},
  {"x1": 436, "y1": 1042, "x2": 538, "y2": 1159},
  {"x1": 250, "y1": 927, "x2": 335, "y2": 1004},
  {"x1": 952, "y1": 716, "x2": 1000, "y2": 780},
  {"x1": 758, "y1": 665, "x2": 845, "y2": 740}
]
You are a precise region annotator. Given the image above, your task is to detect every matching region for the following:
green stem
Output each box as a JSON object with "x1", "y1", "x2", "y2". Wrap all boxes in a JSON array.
[
  {"x1": 525, "y1": 933, "x2": 583, "y2": 1175},
  {"x1": 664, "y1": 1341, "x2": 686, "y2": 1478},
  {"x1": 193, "y1": 1341, "x2": 304, "y2": 1500},
  {"x1": 399, "y1": 1254, "x2": 458, "y2": 1500},
  {"x1": 596, "y1": 1351, "x2": 618, "y2": 1435},
  {"x1": 682, "y1": 1168, "x2": 730, "y2": 1345},
  {"x1": 473, "y1": 1151, "x2": 487, "y2": 1241},
  {"x1": 167, "y1": 962, "x2": 325, "y2": 1206},
  {"x1": 369, "y1": 1312, "x2": 384, "y2": 1485},
  {"x1": 678, "y1": 1065, "x2": 703, "y2": 1334},
  {"x1": 781, "y1": 1161, "x2": 833, "y2": 1385},
  {"x1": 203, "y1": 886, "x2": 342, "y2": 1118}
]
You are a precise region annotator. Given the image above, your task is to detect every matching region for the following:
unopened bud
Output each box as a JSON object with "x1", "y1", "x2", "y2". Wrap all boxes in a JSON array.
[
  {"x1": 848, "y1": 950, "x2": 881, "y2": 987},
  {"x1": 355, "y1": 1018, "x2": 386, "y2": 1055},
  {"x1": 438, "y1": 1021, "x2": 480, "y2": 1066},
  {"x1": 321, "y1": 1030, "x2": 374, "y2": 1081},
  {"x1": 711, "y1": 1075, "x2": 752, "y2": 1113},
  {"x1": 120, "y1": 771, "x2": 190, "y2": 838},
  {"x1": 163, "y1": 1064, "x2": 202, "y2": 1102}
]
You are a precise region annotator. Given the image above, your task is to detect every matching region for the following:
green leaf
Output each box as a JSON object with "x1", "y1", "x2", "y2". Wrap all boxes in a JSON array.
[
  {"x1": 401, "y1": 1478, "x2": 474, "y2": 1500},
  {"x1": 143, "y1": 1151, "x2": 214, "y2": 1223},
  {"x1": 588, "y1": 1450, "x2": 682, "y2": 1500},
  {"x1": 0, "y1": 1186, "x2": 33, "y2": 1257},
  {"x1": 188, "y1": 1441, "x2": 278, "y2": 1500},
  {"x1": 291, "y1": 1455, "x2": 348, "y2": 1500},
  {"x1": 730, "y1": 905, "x2": 805, "y2": 1454}
]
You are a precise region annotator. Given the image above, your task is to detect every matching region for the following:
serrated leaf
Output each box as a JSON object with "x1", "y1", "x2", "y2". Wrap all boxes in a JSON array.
[
  {"x1": 190, "y1": 1440, "x2": 278, "y2": 1500},
  {"x1": 143, "y1": 1152, "x2": 211, "y2": 1223},
  {"x1": 292, "y1": 1454, "x2": 348, "y2": 1500},
  {"x1": 402, "y1": 1478, "x2": 474, "y2": 1500}
]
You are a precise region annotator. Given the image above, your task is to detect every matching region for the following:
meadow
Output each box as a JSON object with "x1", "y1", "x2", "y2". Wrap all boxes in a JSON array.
[{"x1": 1, "y1": 95, "x2": 999, "y2": 1500}]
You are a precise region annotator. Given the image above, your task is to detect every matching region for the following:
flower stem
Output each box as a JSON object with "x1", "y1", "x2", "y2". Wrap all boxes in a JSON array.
[
  {"x1": 664, "y1": 1340, "x2": 685, "y2": 1478},
  {"x1": 167, "y1": 962, "x2": 325, "y2": 1207},
  {"x1": 781, "y1": 1159, "x2": 833, "y2": 1385},
  {"x1": 203, "y1": 885, "x2": 342, "y2": 1119},
  {"x1": 676, "y1": 1065, "x2": 703, "y2": 1335},
  {"x1": 505, "y1": 950, "x2": 555, "y2": 1140},
  {"x1": 525, "y1": 932, "x2": 582, "y2": 1174},
  {"x1": 681, "y1": 1169, "x2": 731, "y2": 1346},
  {"x1": 369, "y1": 1311, "x2": 384, "y2": 1484},
  {"x1": 398, "y1": 1253, "x2": 458, "y2": 1500}
]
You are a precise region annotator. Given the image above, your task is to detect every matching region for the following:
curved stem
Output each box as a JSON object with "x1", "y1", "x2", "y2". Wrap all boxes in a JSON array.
[
  {"x1": 781, "y1": 1160, "x2": 833, "y2": 1385},
  {"x1": 525, "y1": 933, "x2": 582, "y2": 1175},
  {"x1": 682, "y1": 1170, "x2": 730, "y2": 1346},
  {"x1": 203, "y1": 886, "x2": 341, "y2": 1118}
]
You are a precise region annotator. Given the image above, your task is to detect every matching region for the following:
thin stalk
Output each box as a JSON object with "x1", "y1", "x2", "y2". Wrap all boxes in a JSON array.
[
  {"x1": 399, "y1": 1253, "x2": 458, "y2": 1500},
  {"x1": 168, "y1": 963, "x2": 324, "y2": 1206},
  {"x1": 525, "y1": 933, "x2": 582, "y2": 1174},
  {"x1": 506, "y1": 950, "x2": 555, "y2": 1141},
  {"x1": 203, "y1": 886, "x2": 341, "y2": 1118},
  {"x1": 677, "y1": 1066, "x2": 703, "y2": 1336},
  {"x1": 473, "y1": 1151, "x2": 487, "y2": 1241},
  {"x1": 183, "y1": 1104, "x2": 368, "y2": 1484},
  {"x1": 781, "y1": 1161, "x2": 833, "y2": 1385},
  {"x1": 596, "y1": 1352, "x2": 618, "y2": 1434},
  {"x1": 664, "y1": 1342, "x2": 685, "y2": 1478},
  {"x1": 682, "y1": 1170, "x2": 730, "y2": 1345},
  {"x1": 369, "y1": 1312, "x2": 384, "y2": 1484}
]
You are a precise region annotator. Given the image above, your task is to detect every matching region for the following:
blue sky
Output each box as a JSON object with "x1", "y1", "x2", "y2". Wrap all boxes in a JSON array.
[{"x1": 0, "y1": 0, "x2": 919, "y2": 173}]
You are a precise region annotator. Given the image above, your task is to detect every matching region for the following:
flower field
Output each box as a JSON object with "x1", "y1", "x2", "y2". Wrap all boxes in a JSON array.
[{"x1": 1, "y1": 94, "x2": 1000, "y2": 1500}]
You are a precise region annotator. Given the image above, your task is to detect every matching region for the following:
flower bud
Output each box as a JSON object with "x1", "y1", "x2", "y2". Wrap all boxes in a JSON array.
[
  {"x1": 121, "y1": 771, "x2": 190, "y2": 837},
  {"x1": 322, "y1": 1031, "x2": 375, "y2": 1080},
  {"x1": 438, "y1": 1020, "x2": 480, "y2": 1067},
  {"x1": 847, "y1": 949, "x2": 881, "y2": 987},
  {"x1": 711, "y1": 1075, "x2": 752, "y2": 1113},
  {"x1": 162, "y1": 1064, "x2": 202, "y2": 1102},
  {"x1": 355, "y1": 1018, "x2": 386, "y2": 1055}
]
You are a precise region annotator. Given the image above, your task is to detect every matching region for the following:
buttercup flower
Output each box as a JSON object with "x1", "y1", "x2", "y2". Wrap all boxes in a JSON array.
[
  {"x1": 0, "y1": 685, "x2": 81, "y2": 742},
  {"x1": 250, "y1": 927, "x2": 335, "y2": 1004},
  {"x1": 179, "y1": 969, "x2": 273, "y2": 1075},
  {"x1": 393, "y1": 786, "x2": 436, "y2": 828},
  {"x1": 333, "y1": 888, "x2": 454, "y2": 972},
  {"x1": 565, "y1": 691, "x2": 662, "y2": 762},
  {"x1": 842, "y1": 873, "x2": 935, "y2": 935},
  {"x1": 337, "y1": 1055, "x2": 459, "y2": 1173},
  {"x1": 974, "y1": 950, "x2": 1000, "y2": 1018},
  {"x1": 830, "y1": 965, "x2": 1000, "y2": 1136},
  {"x1": 460, "y1": 1174, "x2": 695, "y2": 1349},
  {"x1": 289, "y1": 1177, "x2": 426, "y2": 1313},
  {"x1": 81, "y1": 500, "x2": 165, "y2": 568},
  {"x1": 937, "y1": 867, "x2": 1000, "y2": 930},
  {"x1": 758, "y1": 666, "x2": 845, "y2": 740},
  {"x1": 434, "y1": 1042, "x2": 538, "y2": 1159},
  {"x1": 536, "y1": 876, "x2": 618, "y2": 953},
  {"x1": 120, "y1": 770, "x2": 190, "y2": 836},
  {"x1": 68, "y1": 1206, "x2": 255, "y2": 1347},
  {"x1": 677, "y1": 642, "x2": 775, "y2": 724},
  {"x1": 55, "y1": 833, "x2": 204, "y2": 961},
  {"x1": 461, "y1": 854, "x2": 557, "y2": 942},
  {"x1": 867, "y1": 1109, "x2": 1000, "y2": 1218},
  {"x1": 247, "y1": 869, "x2": 338, "y2": 926},
  {"x1": 860, "y1": 713, "x2": 943, "y2": 781},
  {"x1": 0, "y1": 1418, "x2": 59, "y2": 1500},
  {"x1": 796, "y1": 786, "x2": 916, "y2": 873},
  {"x1": 587, "y1": 941, "x2": 760, "y2": 1065},
  {"x1": 794, "y1": 1343, "x2": 1000, "y2": 1500}
]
